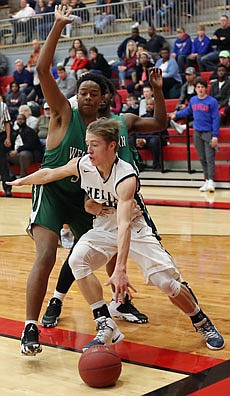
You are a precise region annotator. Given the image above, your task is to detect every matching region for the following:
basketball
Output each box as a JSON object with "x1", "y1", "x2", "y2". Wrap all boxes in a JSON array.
[{"x1": 78, "y1": 345, "x2": 122, "y2": 388}]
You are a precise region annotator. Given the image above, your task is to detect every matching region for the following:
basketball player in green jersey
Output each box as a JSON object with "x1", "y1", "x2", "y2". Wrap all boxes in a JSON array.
[{"x1": 19, "y1": 5, "x2": 167, "y2": 356}]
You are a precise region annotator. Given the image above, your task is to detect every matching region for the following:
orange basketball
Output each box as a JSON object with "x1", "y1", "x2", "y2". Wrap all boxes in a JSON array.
[{"x1": 78, "y1": 345, "x2": 122, "y2": 388}]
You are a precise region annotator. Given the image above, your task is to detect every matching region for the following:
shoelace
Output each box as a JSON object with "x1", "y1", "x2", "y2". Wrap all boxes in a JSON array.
[
  {"x1": 95, "y1": 319, "x2": 113, "y2": 342},
  {"x1": 46, "y1": 299, "x2": 61, "y2": 315},
  {"x1": 196, "y1": 322, "x2": 219, "y2": 340}
]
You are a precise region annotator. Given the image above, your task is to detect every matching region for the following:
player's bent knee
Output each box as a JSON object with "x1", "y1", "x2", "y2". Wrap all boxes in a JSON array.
[
  {"x1": 69, "y1": 246, "x2": 93, "y2": 280},
  {"x1": 151, "y1": 273, "x2": 181, "y2": 297}
]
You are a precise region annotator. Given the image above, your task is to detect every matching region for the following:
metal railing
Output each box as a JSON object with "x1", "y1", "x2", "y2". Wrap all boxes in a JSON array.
[{"x1": 0, "y1": 1, "x2": 229, "y2": 46}]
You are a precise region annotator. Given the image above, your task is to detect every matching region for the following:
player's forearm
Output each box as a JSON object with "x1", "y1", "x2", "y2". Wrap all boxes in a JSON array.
[
  {"x1": 152, "y1": 88, "x2": 167, "y2": 130},
  {"x1": 116, "y1": 223, "x2": 131, "y2": 272},
  {"x1": 37, "y1": 19, "x2": 65, "y2": 75}
]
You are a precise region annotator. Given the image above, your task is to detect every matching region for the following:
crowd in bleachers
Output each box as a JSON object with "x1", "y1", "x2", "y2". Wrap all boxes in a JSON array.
[{"x1": 0, "y1": 4, "x2": 229, "y2": 193}]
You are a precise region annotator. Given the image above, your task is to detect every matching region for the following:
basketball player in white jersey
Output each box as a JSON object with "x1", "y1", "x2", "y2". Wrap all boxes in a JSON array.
[{"x1": 8, "y1": 118, "x2": 224, "y2": 352}]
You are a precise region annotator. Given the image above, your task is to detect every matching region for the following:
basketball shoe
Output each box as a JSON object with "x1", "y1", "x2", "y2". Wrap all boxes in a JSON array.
[
  {"x1": 41, "y1": 297, "x2": 62, "y2": 328},
  {"x1": 82, "y1": 316, "x2": 124, "y2": 352},
  {"x1": 108, "y1": 294, "x2": 148, "y2": 323},
  {"x1": 21, "y1": 323, "x2": 42, "y2": 356},
  {"x1": 193, "y1": 317, "x2": 225, "y2": 350}
]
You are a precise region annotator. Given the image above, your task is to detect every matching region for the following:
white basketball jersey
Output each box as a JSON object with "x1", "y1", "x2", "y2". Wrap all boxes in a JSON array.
[{"x1": 78, "y1": 155, "x2": 138, "y2": 231}]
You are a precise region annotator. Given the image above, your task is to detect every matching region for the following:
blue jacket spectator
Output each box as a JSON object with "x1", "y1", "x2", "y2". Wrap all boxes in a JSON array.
[
  {"x1": 13, "y1": 59, "x2": 33, "y2": 96},
  {"x1": 171, "y1": 27, "x2": 192, "y2": 74},
  {"x1": 187, "y1": 25, "x2": 212, "y2": 72},
  {"x1": 117, "y1": 27, "x2": 146, "y2": 60}
]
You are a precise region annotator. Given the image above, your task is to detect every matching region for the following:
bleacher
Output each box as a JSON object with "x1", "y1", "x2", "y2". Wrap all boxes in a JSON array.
[{"x1": 0, "y1": 1, "x2": 229, "y2": 187}]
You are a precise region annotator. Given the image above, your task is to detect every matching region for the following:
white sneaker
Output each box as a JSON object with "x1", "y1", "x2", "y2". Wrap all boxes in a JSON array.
[
  {"x1": 82, "y1": 316, "x2": 124, "y2": 352},
  {"x1": 132, "y1": 22, "x2": 139, "y2": 29},
  {"x1": 170, "y1": 119, "x2": 186, "y2": 135},
  {"x1": 60, "y1": 229, "x2": 74, "y2": 249},
  {"x1": 207, "y1": 179, "x2": 215, "y2": 192},
  {"x1": 199, "y1": 180, "x2": 209, "y2": 192},
  {"x1": 108, "y1": 295, "x2": 148, "y2": 323}
]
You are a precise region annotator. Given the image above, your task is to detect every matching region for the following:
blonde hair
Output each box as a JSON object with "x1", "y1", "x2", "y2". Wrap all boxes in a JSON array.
[
  {"x1": 86, "y1": 118, "x2": 121, "y2": 152},
  {"x1": 126, "y1": 40, "x2": 137, "y2": 58}
]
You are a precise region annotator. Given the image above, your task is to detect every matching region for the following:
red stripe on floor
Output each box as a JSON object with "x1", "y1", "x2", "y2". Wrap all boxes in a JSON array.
[
  {"x1": 0, "y1": 317, "x2": 224, "y2": 374},
  {"x1": 188, "y1": 378, "x2": 230, "y2": 395},
  {"x1": 144, "y1": 199, "x2": 230, "y2": 210}
]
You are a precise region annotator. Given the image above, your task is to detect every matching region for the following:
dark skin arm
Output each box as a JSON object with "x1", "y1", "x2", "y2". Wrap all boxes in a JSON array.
[
  {"x1": 124, "y1": 68, "x2": 167, "y2": 134},
  {"x1": 36, "y1": 5, "x2": 74, "y2": 150}
]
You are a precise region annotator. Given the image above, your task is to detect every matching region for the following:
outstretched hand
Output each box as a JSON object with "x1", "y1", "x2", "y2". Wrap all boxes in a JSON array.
[
  {"x1": 105, "y1": 269, "x2": 137, "y2": 303},
  {"x1": 54, "y1": 4, "x2": 74, "y2": 25},
  {"x1": 149, "y1": 67, "x2": 163, "y2": 90}
]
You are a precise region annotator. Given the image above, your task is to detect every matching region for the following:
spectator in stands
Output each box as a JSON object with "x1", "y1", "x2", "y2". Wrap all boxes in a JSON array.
[
  {"x1": 155, "y1": 48, "x2": 182, "y2": 99},
  {"x1": 210, "y1": 65, "x2": 230, "y2": 111},
  {"x1": 62, "y1": 47, "x2": 77, "y2": 73},
  {"x1": 0, "y1": 93, "x2": 12, "y2": 197},
  {"x1": 14, "y1": 104, "x2": 39, "y2": 132},
  {"x1": 121, "y1": 93, "x2": 139, "y2": 116},
  {"x1": 136, "y1": 43, "x2": 154, "y2": 66},
  {"x1": 89, "y1": 46, "x2": 111, "y2": 78},
  {"x1": 139, "y1": 85, "x2": 153, "y2": 116},
  {"x1": 200, "y1": 15, "x2": 230, "y2": 71},
  {"x1": 71, "y1": 49, "x2": 91, "y2": 79},
  {"x1": 176, "y1": 66, "x2": 197, "y2": 110},
  {"x1": 127, "y1": 52, "x2": 153, "y2": 95},
  {"x1": 117, "y1": 27, "x2": 147, "y2": 61},
  {"x1": 131, "y1": 0, "x2": 155, "y2": 28},
  {"x1": 110, "y1": 90, "x2": 122, "y2": 115},
  {"x1": 70, "y1": 0, "x2": 89, "y2": 23},
  {"x1": 61, "y1": 0, "x2": 82, "y2": 38},
  {"x1": 8, "y1": 113, "x2": 43, "y2": 178},
  {"x1": 209, "y1": 50, "x2": 230, "y2": 82},
  {"x1": 94, "y1": 0, "x2": 116, "y2": 35},
  {"x1": 72, "y1": 38, "x2": 88, "y2": 55},
  {"x1": 37, "y1": 102, "x2": 50, "y2": 149},
  {"x1": 187, "y1": 25, "x2": 212, "y2": 72},
  {"x1": 129, "y1": 97, "x2": 169, "y2": 170},
  {"x1": 11, "y1": 0, "x2": 36, "y2": 44},
  {"x1": 222, "y1": 97, "x2": 230, "y2": 125},
  {"x1": 118, "y1": 40, "x2": 137, "y2": 88},
  {"x1": 156, "y1": 0, "x2": 175, "y2": 31},
  {"x1": 5, "y1": 81, "x2": 28, "y2": 122},
  {"x1": 171, "y1": 27, "x2": 192, "y2": 75},
  {"x1": 0, "y1": 51, "x2": 8, "y2": 76},
  {"x1": 26, "y1": 39, "x2": 43, "y2": 103},
  {"x1": 56, "y1": 65, "x2": 77, "y2": 97},
  {"x1": 13, "y1": 59, "x2": 34, "y2": 96},
  {"x1": 35, "y1": 0, "x2": 53, "y2": 41},
  {"x1": 171, "y1": 77, "x2": 219, "y2": 192},
  {"x1": 146, "y1": 25, "x2": 169, "y2": 62}
]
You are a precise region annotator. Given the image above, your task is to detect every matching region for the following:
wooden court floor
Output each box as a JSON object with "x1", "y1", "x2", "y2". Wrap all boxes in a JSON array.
[{"x1": 0, "y1": 185, "x2": 230, "y2": 395}]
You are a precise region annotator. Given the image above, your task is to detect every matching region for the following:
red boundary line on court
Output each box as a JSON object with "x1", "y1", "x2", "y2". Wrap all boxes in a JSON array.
[
  {"x1": 0, "y1": 317, "x2": 225, "y2": 374},
  {"x1": 188, "y1": 378, "x2": 230, "y2": 396},
  {"x1": 0, "y1": 191, "x2": 229, "y2": 210}
]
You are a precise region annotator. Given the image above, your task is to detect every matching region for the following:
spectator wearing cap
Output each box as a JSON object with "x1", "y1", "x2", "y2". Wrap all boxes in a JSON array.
[
  {"x1": 200, "y1": 15, "x2": 230, "y2": 71},
  {"x1": 176, "y1": 67, "x2": 197, "y2": 110},
  {"x1": 13, "y1": 59, "x2": 34, "y2": 96},
  {"x1": 37, "y1": 102, "x2": 50, "y2": 149},
  {"x1": 155, "y1": 47, "x2": 182, "y2": 99},
  {"x1": 209, "y1": 50, "x2": 230, "y2": 82},
  {"x1": 171, "y1": 27, "x2": 192, "y2": 74},
  {"x1": 187, "y1": 25, "x2": 212, "y2": 72}
]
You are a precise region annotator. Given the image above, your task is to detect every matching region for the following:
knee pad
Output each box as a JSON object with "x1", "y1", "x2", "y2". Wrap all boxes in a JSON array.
[{"x1": 151, "y1": 272, "x2": 181, "y2": 297}]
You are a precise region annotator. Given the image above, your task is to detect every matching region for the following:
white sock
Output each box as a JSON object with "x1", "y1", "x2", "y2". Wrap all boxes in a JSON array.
[
  {"x1": 25, "y1": 320, "x2": 38, "y2": 327},
  {"x1": 90, "y1": 300, "x2": 106, "y2": 311},
  {"x1": 53, "y1": 291, "x2": 66, "y2": 302}
]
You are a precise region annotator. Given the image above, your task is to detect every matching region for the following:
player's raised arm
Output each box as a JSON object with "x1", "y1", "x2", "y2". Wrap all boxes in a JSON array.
[{"x1": 6, "y1": 158, "x2": 79, "y2": 187}]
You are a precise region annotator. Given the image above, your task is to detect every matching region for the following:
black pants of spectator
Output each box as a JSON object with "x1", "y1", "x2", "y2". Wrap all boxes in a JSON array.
[
  {"x1": 12, "y1": 20, "x2": 34, "y2": 43},
  {"x1": 0, "y1": 132, "x2": 12, "y2": 194},
  {"x1": 162, "y1": 77, "x2": 179, "y2": 99},
  {"x1": 8, "y1": 150, "x2": 33, "y2": 177}
]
